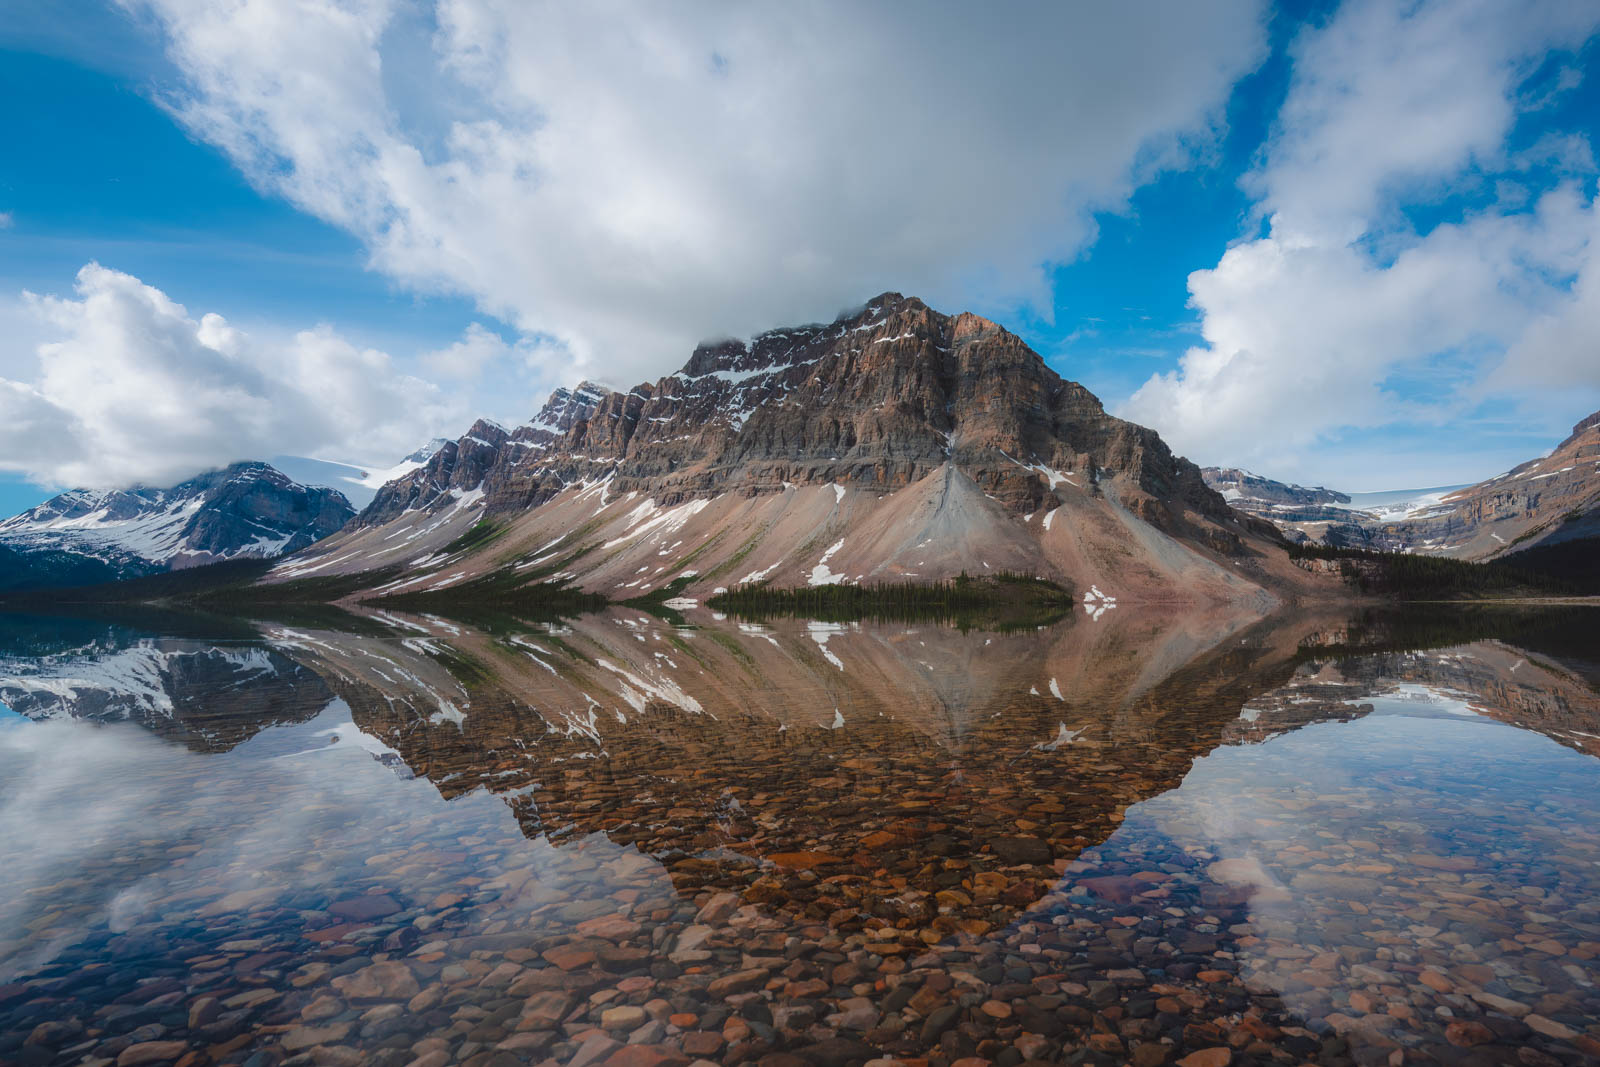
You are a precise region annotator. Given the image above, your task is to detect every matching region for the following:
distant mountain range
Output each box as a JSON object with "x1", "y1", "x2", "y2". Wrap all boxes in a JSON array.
[
  {"x1": 1, "y1": 295, "x2": 1592, "y2": 602},
  {"x1": 0, "y1": 462, "x2": 355, "y2": 591},
  {"x1": 274, "y1": 292, "x2": 1304, "y2": 607},
  {"x1": 1203, "y1": 410, "x2": 1600, "y2": 560}
]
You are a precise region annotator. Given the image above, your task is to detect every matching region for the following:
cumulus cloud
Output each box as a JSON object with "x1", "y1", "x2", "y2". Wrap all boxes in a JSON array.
[
  {"x1": 0, "y1": 212, "x2": 13, "y2": 229},
  {"x1": 0, "y1": 263, "x2": 463, "y2": 489},
  {"x1": 124, "y1": 0, "x2": 1269, "y2": 386},
  {"x1": 1124, "y1": 0, "x2": 1600, "y2": 480},
  {"x1": 420, "y1": 321, "x2": 569, "y2": 384}
]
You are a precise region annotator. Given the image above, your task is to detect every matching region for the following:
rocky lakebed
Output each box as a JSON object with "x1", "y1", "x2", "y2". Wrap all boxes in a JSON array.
[{"x1": 1, "y1": 603, "x2": 1598, "y2": 1067}]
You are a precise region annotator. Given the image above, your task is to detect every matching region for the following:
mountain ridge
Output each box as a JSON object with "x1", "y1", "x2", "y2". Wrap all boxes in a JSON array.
[
  {"x1": 1209, "y1": 410, "x2": 1600, "y2": 560},
  {"x1": 277, "y1": 293, "x2": 1314, "y2": 610}
]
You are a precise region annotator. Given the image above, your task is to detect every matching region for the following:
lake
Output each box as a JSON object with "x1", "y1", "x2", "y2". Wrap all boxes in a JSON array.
[{"x1": 2, "y1": 601, "x2": 1598, "y2": 1067}]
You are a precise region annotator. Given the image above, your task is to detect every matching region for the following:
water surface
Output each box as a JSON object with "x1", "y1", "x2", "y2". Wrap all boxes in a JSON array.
[{"x1": 2, "y1": 603, "x2": 1598, "y2": 1067}]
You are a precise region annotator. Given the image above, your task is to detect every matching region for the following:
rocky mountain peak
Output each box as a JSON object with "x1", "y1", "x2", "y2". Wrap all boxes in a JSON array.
[
  {"x1": 402, "y1": 439, "x2": 451, "y2": 465},
  {"x1": 356, "y1": 293, "x2": 1246, "y2": 557},
  {"x1": 530, "y1": 381, "x2": 613, "y2": 434}
]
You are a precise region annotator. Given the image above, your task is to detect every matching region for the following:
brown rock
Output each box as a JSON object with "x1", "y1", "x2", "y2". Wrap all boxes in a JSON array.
[
  {"x1": 1445, "y1": 1021, "x2": 1494, "y2": 1047},
  {"x1": 327, "y1": 893, "x2": 401, "y2": 921},
  {"x1": 681, "y1": 1032, "x2": 725, "y2": 1057},
  {"x1": 707, "y1": 968, "x2": 769, "y2": 998},
  {"x1": 331, "y1": 961, "x2": 418, "y2": 1000},
  {"x1": 601, "y1": 1005, "x2": 648, "y2": 1031},
  {"x1": 519, "y1": 990, "x2": 575, "y2": 1030},
  {"x1": 1176, "y1": 1049, "x2": 1232, "y2": 1067},
  {"x1": 1079, "y1": 876, "x2": 1142, "y2": 903},
  {"x1": 117, "y1": 1043, "x2": 190, "y2": 1067},
  {"x1": 578, "y1": 915, "x2": 644, "y2": 940},
  {"x1": 282, "y1": 1023, "x2": 351, "y2": 1052},
  {"x1": 694, "y1": 892, "x2": 741, "y2": 924},
  {"x1": 569, "y1": 1034, "x2": 622, "y2": 1067},
  {"x1": 1131, "y1": 1044, "x2": 1173, "y2": 1067},
  {"x1": 497, "y1": 1032, "x2": 554, "y2": 1054},
  {"x1": 1417, "y1": 970, "x2": 1452, "y2": 993},
  {"x1": 767, "y1": 851, "x2": 843, "y2": 869},
  {"x1": 301, "y1": 995, "x2": 345, "y2": 1021},
  {"x1": 543, "y1": 944, "x2": 598, "y2": 971},
  {"x1": 1525, "y1": 1014, "x2": 1579, "y2": 1041},
  {"x1": 1471, "y1": 990, "x2": 1532, "y2": 1017},
  {"x1": 603, "y1": 1047, "x2": 689, "y2": 1067},
  {"x1": 187, "y1": 997, "x2": 220, "y2": 1030}
]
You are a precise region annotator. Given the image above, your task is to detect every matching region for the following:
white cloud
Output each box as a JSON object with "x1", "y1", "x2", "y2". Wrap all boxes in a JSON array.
[
  {"x1": 125, "y1": 0, "x2": 1269, "y2": 387},
  {"x1": 0, "y1": 212, "x2": 13, "y2": 229},
  {"x1": 0, "y1": 263, "x2": 464, "y2": 489},
  {"x1": 419, "y1": 321, "x2": 569, "y2": 385},
  {"x1": 1124, "y1": 0, "x2": 1600, "y2": 483}
]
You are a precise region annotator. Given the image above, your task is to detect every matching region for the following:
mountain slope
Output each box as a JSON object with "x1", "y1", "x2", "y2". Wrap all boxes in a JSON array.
[
  {"x1": 0, "y1": 462, "x2": 356, "y2": 591},
  {"x1": 1372, "y1": 411, "x2": 1600, "y2": 558},
  {"x1": 1214, "y1": 412, "x2": 1600, "y2": 561},
  {"x1": 274, "y1": 293, "x2": 1311, "y2": 607}
]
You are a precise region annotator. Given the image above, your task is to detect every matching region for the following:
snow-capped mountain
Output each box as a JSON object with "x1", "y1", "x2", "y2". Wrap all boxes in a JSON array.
[
  {"x1": 1202, "y1": 467, "x2": 1351, "y2": 510},
  {"x1": 274, "y1": 293, "x2": 1311, "y2": 608},
  {"x1": 1204, "y1": 410, "x2": 1600, "y2": 559},
  {"x1": 0, "y1": 462, "x2": 355, "y2": 591},
  {"x1": 271, "y1": 439, "x2": 450, "y2": 509},
  {"x1": 1370, "y1": 410, "x2": 1600, "y2": 558},
  {"x1": 1200, "y1": 468, "x2": 1465, "y2": 549}
]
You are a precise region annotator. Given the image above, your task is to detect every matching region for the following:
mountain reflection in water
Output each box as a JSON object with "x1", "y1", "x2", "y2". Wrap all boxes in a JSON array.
[{"x1": 1, "y1": 602, "x2": 1598, "y2": 1067}]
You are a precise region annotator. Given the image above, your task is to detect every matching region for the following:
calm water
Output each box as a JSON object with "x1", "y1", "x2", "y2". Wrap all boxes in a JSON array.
[{"x1": 1, "y1": 602, "x2": 1598, "y2": 1067}]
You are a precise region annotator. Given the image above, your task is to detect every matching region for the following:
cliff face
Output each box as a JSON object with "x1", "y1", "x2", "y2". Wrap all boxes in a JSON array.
[
  {"x1": 279, "y1": 294, "x2": 1310, "y2": 606},
  {"x1": 364, "y1": 296, "x2": 1238, "y2": 528}
]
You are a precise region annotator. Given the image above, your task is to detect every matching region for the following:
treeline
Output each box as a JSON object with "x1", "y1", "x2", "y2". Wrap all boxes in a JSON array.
[
  {"x1": 378, "y1": 567, "x2": 609, "y2": 622},
  {"x1": 1287, "y1": 542, "x2": 1584, "y2": 597},
  {"x1": 1298, "y1": 603, "x2": 1600, "y2": 666},
  {"x1": 1501, "y1": 537, "x2": 1600, "y2": 595},
  {"x1": 706, "y1": 572, "x2": 1076, "y2": 629}
]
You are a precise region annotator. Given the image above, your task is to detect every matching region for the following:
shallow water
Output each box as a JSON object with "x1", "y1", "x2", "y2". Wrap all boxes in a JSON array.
[{"x1": 1, "y1": 603, "x2": 1598, "y2": 1067}]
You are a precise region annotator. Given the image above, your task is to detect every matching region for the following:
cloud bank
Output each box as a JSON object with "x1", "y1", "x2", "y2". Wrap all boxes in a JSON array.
[
  {"x1": 0, "y1": 263, "x2": 462, "y2": 489},
  {"x1": 1124, "y1": 0, "x2": 1600, "y2": 479},
  {"x1": 127, "y1": 0, "x2": 1269, "y2": 386}
]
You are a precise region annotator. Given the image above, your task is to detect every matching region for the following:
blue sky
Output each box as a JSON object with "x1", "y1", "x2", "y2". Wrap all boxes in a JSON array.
[{"x1": 2, "y1": 0, "x2": 1599, "y2": 516}]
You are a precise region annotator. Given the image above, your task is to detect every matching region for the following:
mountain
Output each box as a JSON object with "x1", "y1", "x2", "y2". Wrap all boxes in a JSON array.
[
  {"x1": 274, "y1": 293, "x2": 1312, "y2": 606},
  {"x1": 1213, "y1": 411, "x2": 1600, "y2": 560},
  {"x1": 1199, "y1": 468, "x2": 1436, "y2": 550},
  {"x1": 270, "y1": 439, "x2": 450, "y2": 509},
  {"x1": 1369, "y1": 411, "x2": 1600, "y2": 558},
  {"x1": 1202, "y1": 467, "x2": 1350, "y2": 510},
  {"x1": 0, "y1": 462, "x2": 356, "y2": 591},
  {"x1": 1199, "y1": 467, "x2": 1366, "y2": 544}
]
